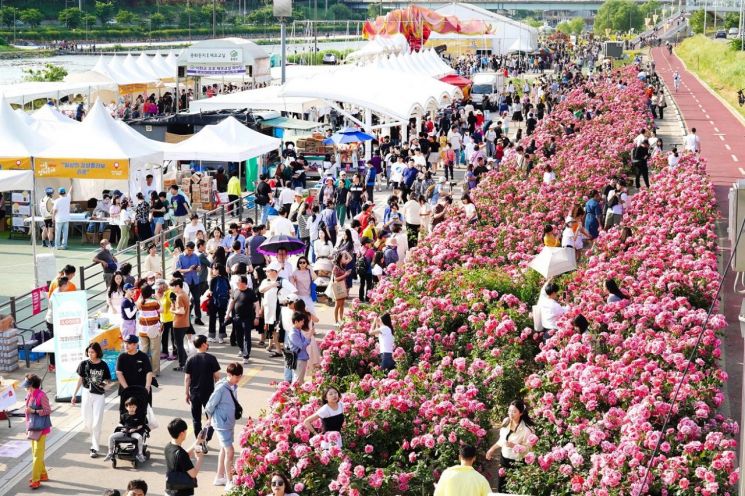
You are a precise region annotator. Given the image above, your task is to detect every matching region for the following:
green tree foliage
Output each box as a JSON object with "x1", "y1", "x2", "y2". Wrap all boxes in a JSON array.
[
  {"x1": 557, "y1": 18, "x2": 584, "y2": 35},
  {"x1": 640, "y1": 0, "x2": 661, "y2": 18},
  {"x1": 200, "y1": 4, "x2": 226, "y2": 25},
  {"x1": 367, "y1": 3, "x2": 382, "y2": 18},
  {"x1": 0, "y1": 6, "x2": 19, "y2": 28},
  {"x1": 724, "y1": 12, "x2": 740, "y2": 30},
  {"x1": 689, "y1": 10, "x2": 705, "y2": 34},
  {"x1": 327, "y1": 3, "x2": 353, "y2": 20},
  {"x1": 523, "y1": 17, "x2": 543, "y2": 28},
  {"x1": 150, "y1": 12, "x2": 166, "y2": 30},
  {"x1": 19, "y1": 8, "x2": 42, "y2": 27},
  {"x1": 94, "y1": 1, "x2": 115, "y2": 26},
  {"x1": 23, "y1": 63, "x2": 68, "y2": 82},
  {"x1": 114, "y1": 9, "x2": 137, "y2": 26},
  {"x1": 58, "y1": 7, "x2": 83, "y2": 29},
  {"x1": 594, "y1": 0, "x2": 644, "y2": 33}
]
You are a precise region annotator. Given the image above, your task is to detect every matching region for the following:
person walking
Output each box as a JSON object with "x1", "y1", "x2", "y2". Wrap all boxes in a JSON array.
[
  {"x1": 39, "y1": 187, "x2": 55, "y2": 248},
  {"x1": 71, "y1": 343, "x2": 111, "y2": 459},
  {"x1": 52, "y1": 187, "x2": 71, "y2": 250},
  {"x1": 226, "y1": 275, "x2": 260, "y2": 364},
  {"x1": 207, "y1": 264, "x2": 231, "y2": 343},
  {"x1": 204, "y1": 362, "x2": 244, "y2": 488},
  {"x1": 632, "y1": 139, "x2": 650, "y2": 188},
  {"x1": 184, "y1": 335, "x2": 221, "y2": 442},
  {"x1": 331, "y1": 252, "x2": 352, "y2": 325},
  {"x1": 93, "y1": 239, "x2": 119, "y2": 288},
  {"x1": 177, "y1": 242, "x2": 204, "y2": 326},
  {"x1": 434, "y1": 445, "x2": 491, "y2": 496},
  {"x1": 23, "y1": 374, "x2": 52, "y2": 490},
  {"x1": 485, "y1": 399, "x2": 536, "y2": 492},
  {"x1": 136, "y1": 285, "x2": 162, "y2": 375},
  {"x1": 164, "y1": 418, "x2": 206, "y2": 496},
  {"x1": 287, "y1": 312, "x2": 311, "y2": 385},
  {"x1": 170, "y1": 279, "x2": 192, "y2": 371},
  {"x1": 116, "y1": 335, "x2": 154, "y2": 409}
]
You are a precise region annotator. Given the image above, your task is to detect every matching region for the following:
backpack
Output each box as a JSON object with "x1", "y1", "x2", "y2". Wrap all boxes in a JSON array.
[
  {"x1": 425, "y1": 183, "x2": 436, "y2": 200},
  {"x1": 356, "y1": 253, "x2": 369, "y2": 274},
  {"x1": 211, "y1": 277, "x2": 230, "y2": 307}
]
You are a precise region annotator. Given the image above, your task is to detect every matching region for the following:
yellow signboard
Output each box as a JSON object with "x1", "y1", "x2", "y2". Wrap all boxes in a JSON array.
[
  {"x1": 0, "y1": 157, "x2": 32, "y2": 170},
  {"x1": 35, "y1": 158, "x2": 129, "y2": 179}
]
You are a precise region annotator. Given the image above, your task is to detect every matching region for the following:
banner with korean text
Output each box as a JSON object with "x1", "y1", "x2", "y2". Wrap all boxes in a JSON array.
[
  {"x1": 51, "y1": 291, "x2": 89, "y2": 401},
  {"x1": 34, "y1": 158, "x2": 129, "y2": 180}
]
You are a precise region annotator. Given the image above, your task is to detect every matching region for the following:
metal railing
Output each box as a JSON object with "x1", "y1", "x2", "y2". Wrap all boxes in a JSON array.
[{"x1": 78, "y1": 194, "x2": 258, "y2": 312}]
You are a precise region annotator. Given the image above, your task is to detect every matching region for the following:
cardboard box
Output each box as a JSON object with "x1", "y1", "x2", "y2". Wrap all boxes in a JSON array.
[{"x1": 0, "y1": 315, "x2": 14, "y2": 332}]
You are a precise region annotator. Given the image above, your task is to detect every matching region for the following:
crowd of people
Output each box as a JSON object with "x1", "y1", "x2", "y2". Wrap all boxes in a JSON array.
[{"x1": 20, "y1": 35, "x2": 697, "y2": 495}]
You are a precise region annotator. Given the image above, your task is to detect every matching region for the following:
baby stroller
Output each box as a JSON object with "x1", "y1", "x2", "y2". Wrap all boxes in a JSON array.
[
  {"x1": 111, "y1": 385, "x2": 151, "y2": 468},
  {"x1": 313, "y1": 256, "x2": 333, "y2": 302}
]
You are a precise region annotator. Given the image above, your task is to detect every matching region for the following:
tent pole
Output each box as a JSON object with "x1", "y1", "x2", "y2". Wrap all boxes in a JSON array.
[
  {"x1": 30, "y1": 161, "x2": 38, "y2": 288},
  {"x1": 364, "y1": 108, "x2": 372, "y2": 161}
]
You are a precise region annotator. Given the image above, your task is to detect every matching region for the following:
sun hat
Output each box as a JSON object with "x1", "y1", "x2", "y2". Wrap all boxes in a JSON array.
[{"x1": 267, "y1": 261, "x2": 282, "y2": 272}]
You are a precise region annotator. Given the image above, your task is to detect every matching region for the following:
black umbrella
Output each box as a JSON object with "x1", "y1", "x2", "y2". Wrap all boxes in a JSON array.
[{"x1": 257, "y1": 234, "x2": 306, "y2": 256}]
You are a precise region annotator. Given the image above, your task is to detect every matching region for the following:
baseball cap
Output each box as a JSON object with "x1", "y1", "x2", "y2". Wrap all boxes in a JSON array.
[
  {"x1": 20, "y1": 377, "x2": 32, "y2": 388},
  {"x1": 123, "y1": 283, "x2": 134, "y2": 291},
  {"x1": 45, "y1": 187, "x2": 53, "y2": 195},
  {"x1": 124, "y1": 335, "x2": 139, "y2": 344},
  {"x1": 58, "y1": 187, "x2": 66, "y2": 194},
  {"x1": 565, "y1": 215, "x2": 575, "y2": 224},
  {"x1": 267, "y1": 261, "x2": 282, "y2": 272}
]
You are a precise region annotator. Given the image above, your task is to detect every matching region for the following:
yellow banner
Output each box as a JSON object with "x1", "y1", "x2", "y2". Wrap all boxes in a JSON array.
[
  {"x1": 0, "y1": 157, "x2": 32, "y2": 170},
  {"x1": 118, "y1": 83, "x2": 148, "y2": 94},
  {"x1": 35, "y1": 158, "x2": 129, "y2": 179}
]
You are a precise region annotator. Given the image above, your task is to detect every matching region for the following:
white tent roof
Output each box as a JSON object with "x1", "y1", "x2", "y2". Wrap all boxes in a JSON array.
[
  {"x1": 0, "y1": 170, "x2": 33, "y2": 191},
  {"x1": 32, "y1": 104, "x2": 77, "y2": 124},
  {"x1": 280, "y1": 66, "x2": 461, "y2": 121},
  {"x1": 36, "y1": 100, "x2": 162, "y2": 165},
  {"x1": 346, "y1": 33, "x2": 410, "y2": 62},
  {"x1": 0, "y1": 80, "x2": 116, "y2": 105},
  {"x1": 0, "y1": 96, "x2": 45, "y2": 158},
  {"x1": 138, "y1": 52, "x2": 171, "y2": 80},
  {"x1": 508, "y1": 38, "x2": 535, "y2": 53},
  {"x1": 189, "y1": 85, "x2": 325, "y2": 114},
  {"x1": 26, "y1": 104, "x2": 81, "y2": 141},
  {"x1": 433, "y1": 3, "x2": 538, "y2": 35},
  {"x1": 164, "y1": 116, "x2": 281, "y2": 162}
]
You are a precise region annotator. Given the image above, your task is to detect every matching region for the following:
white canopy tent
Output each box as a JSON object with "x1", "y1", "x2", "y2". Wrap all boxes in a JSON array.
[
  {"x1": 368, "y1": 49, "x2": 455, "y2": 79},
  {"x1": 346, "y1": 33, "x2": 410, "y2": 62},
  {"x1": 430, "y1": 3, "x2": 538, "y2": 55},
  {"x1": 280, "y1": 66, "x2": 462, "y2": 122},
  {"x1": 0, "y1": 96, "x2": 45, "y2": 162},
  {"x1": 35, "y1": 100, "x2": 164, "y2": 198},
  {"x1": 0, "y1": 169, "x2": 33, "y2": 191},
  {"x1": 189, "y1": 85, "x2": 325, "y2": 114},
  {"x1": 165, "y1": 116, "x2": 281, "y2": 162},
  {"x1": 0, "y1": 81, "x2": 117, "y2": 106}
]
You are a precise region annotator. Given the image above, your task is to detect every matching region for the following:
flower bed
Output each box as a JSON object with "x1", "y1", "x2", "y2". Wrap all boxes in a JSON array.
[{"x1": 230, "y1": 69, "x2": 737, "y2": 495}]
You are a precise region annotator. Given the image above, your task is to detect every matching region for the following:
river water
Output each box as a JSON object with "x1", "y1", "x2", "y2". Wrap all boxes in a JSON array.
[{"x1": 0, "y1": 39, "x2": 365, "y2": 84}]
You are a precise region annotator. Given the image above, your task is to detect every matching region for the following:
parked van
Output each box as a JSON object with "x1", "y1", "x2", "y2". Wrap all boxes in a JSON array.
[
  {"x1": 728, "y1": 27, "x2": 739, "y2": 38},
  {"x1": 470, "y1": 73, "x2": 502, "y2": 106}
]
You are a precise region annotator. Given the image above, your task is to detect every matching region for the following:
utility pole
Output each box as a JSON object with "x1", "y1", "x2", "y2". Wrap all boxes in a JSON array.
[{"x1": 704, "y1": 0, "x2": 708, "y2": 34}]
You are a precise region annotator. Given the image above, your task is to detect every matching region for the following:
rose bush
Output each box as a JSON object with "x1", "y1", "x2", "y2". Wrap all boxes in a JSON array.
[{"x1": 230, "y1": 68, "x2": 737, "y2": 495}]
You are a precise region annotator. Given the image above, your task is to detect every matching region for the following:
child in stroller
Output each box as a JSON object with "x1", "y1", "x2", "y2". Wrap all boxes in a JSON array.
[{"x1": 104, "y1": 386, "x2": 151, "y2": 467}]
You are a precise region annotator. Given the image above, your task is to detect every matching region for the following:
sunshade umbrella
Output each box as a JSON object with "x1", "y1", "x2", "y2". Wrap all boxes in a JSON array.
[
  {"x1": 528, "y1": 247, "x2": 577, "y2": 279},
  {"x1": 258, "y1": 235, "x2": 306, "y2": 256},
  {"x1": 323, "y1": 127, "x2": 375, "y2": 145}
]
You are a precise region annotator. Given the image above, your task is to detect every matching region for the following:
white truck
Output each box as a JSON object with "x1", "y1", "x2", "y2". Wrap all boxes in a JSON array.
[{"x1": 470, "y1": 72, "x2": 503, "y2": 107}]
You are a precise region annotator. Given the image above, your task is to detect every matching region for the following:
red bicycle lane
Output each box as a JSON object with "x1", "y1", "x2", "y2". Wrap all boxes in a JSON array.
[{"x1": 651, "y1": 46, "x2": 745, "y2": 446}]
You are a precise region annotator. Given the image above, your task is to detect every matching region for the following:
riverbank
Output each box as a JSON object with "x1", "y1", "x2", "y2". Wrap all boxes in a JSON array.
[{"x1": 675, "y1": 34, "x2": 745, "y2": 120}]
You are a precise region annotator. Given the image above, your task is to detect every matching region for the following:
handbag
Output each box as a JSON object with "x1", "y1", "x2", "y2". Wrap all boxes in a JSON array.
[
  {"x1": 27, "y1": 430, "x2": 43, "y2": 440},
  {"x1": 166, "y1": 471, "x2": 198, "y2": 491},
  {"x1": 331, "y1": 280, "x2": 348, "y2": 300},
  {"x1": 283, "y1": 346, "x2": 299, "y2": 370},
  {"x1": 146, "y1": 404, "x2": 160, "y2": 430},
  {"x1": 226, "y1": 386, "x2": 243, "y2": 420},
  {"x1": 27, "y1": 397, "x2": 52, "y2": 432},
  {"x1": 310, "y1": 281, "x2": 318, "y2": 302}
]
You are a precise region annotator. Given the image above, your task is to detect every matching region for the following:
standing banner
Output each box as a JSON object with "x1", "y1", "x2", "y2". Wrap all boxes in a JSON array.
[
  {"x1": 30, "y1": 286, "x2": 49, "y2": 316},
  {"x1": 51, "y1": 291, "x2": 89, "y2": 401}
]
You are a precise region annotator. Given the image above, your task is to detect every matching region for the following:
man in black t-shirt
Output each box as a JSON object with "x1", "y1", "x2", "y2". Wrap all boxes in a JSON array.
[
  {"x1": 184, "y1": 335, "x2": 221, "y2": 438},
  {"x1": 164, "y1": 418, "x2": 205, "y2": 496},
  {"x1": 116, "y1": 335, "x2": 154, "y2": 410},
  {"x1": 227, "y1": 276, "x2": 260, "y2": 363}
]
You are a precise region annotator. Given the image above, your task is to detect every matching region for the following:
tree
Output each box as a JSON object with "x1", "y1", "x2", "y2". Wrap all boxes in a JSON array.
[
  {"x1": 83, "y1": 13, "x2": 97, "y2": 27},
  {"x1": 94, "y1": 1, "x2": 115, "y2": 26},
  {"x1": 246, "y1": 5, "x2": 273, "y2": 23},
  {"x1": 724, "y1": 12, "x2": 740, "y2": 30},
  {"x1": 327, "y1": 3, "x2": 353, "y2": 20},
  {"x1": 19, "y1": 8, "x2": 42, "y2": 27},
  {"x1": 640, "y1": 0, "x2": 661, "y2": 18},
  {"x1": 0, "y1": 6, "x2": 18, "y2": 28},
  {"x1": 594, "y1": 0, "x2": 644, "y2": 34},
  {"x1": 367, "y1": 4, "x2": 382, "y2": 18},
  {"x1": 58, "y1": 7, "x2": 83, "y2": 29},
  {"x1": 523, "y1": 17, "x2": 543, "y2": 28},
  {"x1": 567, "y1": 17, "x2": 585, "y2": 34},
  {"x1": 114, "y1": 9, "x2": 137, "y2": 26},
  {"x1": 199, "y1": 4, "x2": 226, "y2": 25},
  {"x1": 150, "y1": 12, "x2": 166, "y2": 30},
  {"x1": 689, "y1": 9, "x2": 705, "y2": 34},
  {"x1": 24, "y1": 63, "x2": 68, "y2": 82}
]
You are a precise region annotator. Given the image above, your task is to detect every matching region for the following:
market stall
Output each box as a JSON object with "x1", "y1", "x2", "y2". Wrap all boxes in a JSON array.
[{"x1": 164, "y1": 116, "x2": 281, "y2": 204}]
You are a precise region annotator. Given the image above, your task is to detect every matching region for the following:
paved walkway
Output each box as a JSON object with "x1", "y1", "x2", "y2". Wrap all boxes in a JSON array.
[{"x1": 651, "y1": 46, "x2": 745, "y2": 451}]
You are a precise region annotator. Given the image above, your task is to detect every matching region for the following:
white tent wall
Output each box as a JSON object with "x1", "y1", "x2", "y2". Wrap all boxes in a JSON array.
[
  {"x1": 0, "y1": 170, "x2": 33, "y2": 192},
  {"x1": 430, "y1": 2, "x2": 538, "y2": 55}
]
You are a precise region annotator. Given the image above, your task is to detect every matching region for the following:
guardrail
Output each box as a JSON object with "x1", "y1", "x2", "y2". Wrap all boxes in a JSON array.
[{"x1": 78, "y1": 194, "x2": 258, "y2": 314}]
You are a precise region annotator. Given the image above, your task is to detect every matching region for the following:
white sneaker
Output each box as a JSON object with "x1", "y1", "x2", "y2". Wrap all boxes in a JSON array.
[
  {"x1": 218, "y1": 338, "x2": 225, "y2": 344},
  {"x1": 225, "y1": 480, "x2": 235, "y2": 491},
  {"x1": 207, "y1": 337, "x2": 216, "y2": 343},
  {"x1": 213, "y1": 477, "x2": 227, "y2": 486},
  {"x1": 243, "y1": 357, "x2": 250, "y2": 364},
  {"x1": 136, "y1": 454, "x2": 146, "y2": 463}
]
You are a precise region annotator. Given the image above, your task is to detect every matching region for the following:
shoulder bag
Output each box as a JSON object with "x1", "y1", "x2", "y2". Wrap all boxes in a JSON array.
[{"x1": 226, "y1": 386, "x2": 243, "y2": 420}]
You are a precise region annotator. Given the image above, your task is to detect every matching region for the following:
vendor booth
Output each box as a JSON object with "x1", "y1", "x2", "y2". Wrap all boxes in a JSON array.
[
  {"x1": 165, "y1": 115, "x2": 281, "y2": 194},
  {"x1": 34, "y1": 100, "x2": 165, "y2": 201}
]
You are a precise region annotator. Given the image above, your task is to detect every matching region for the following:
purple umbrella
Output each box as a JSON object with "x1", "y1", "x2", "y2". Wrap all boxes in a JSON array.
[{"x1": 257, "y1": 234, "x2": 306, "y2": 256}]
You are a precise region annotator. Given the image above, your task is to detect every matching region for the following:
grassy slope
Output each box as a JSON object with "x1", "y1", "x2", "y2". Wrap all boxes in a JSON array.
[{"x1": 676, "y1": 34, "x2": 745, "y2": 120}]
